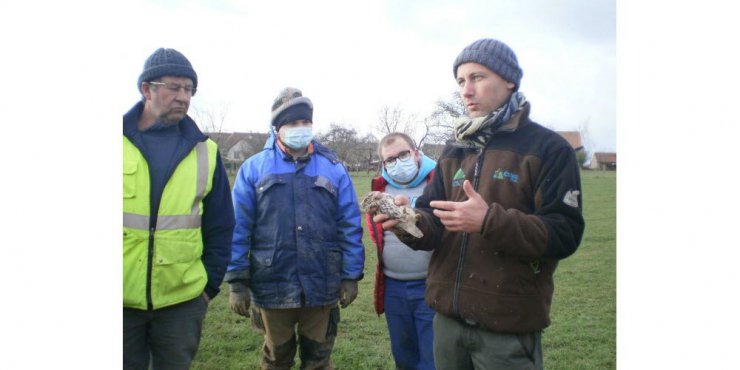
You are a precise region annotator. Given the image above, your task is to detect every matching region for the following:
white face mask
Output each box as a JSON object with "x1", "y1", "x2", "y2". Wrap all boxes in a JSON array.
[
  {"x1": 281, "y1": 126, "x2": 313, "y2": 150},
  {"x1": 386, "y1": 155, "x2": 419, "y2": 184}
]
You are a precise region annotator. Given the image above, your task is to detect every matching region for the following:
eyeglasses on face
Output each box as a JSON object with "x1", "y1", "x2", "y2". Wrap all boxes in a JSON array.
[
  {"x1": 383, "y1": 150, "x2": 412, "y2": 168},
  {"x1": 147, "y1": 81, "x2": 196, "y2": 96}
]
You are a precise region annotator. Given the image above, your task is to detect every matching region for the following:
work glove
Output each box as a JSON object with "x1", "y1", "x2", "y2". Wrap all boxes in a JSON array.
[
  {"x1": 339, "y1": 279, "x2": 358, "y2": 308},
  {"x1": 229, "y1": 281, "x2": 251, "y2": 317}
]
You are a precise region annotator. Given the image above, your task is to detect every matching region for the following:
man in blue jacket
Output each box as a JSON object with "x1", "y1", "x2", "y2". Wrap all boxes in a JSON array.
[
  {"x1": 226, "y1": 87, "x2": 365, "y2": 370},
  {"x1": 123, "y1": 48, "x2": 235, "y2": 369}
]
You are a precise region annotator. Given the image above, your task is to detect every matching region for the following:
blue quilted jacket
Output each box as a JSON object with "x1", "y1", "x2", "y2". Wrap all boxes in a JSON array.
[{"x1": 226, "y1": 131, "x2": 365, "y2": 308}]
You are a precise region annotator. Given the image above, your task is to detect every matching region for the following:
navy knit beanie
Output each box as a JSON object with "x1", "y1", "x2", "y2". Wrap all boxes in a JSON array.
[
  {"x1": 453, "y1": 39, "x2": 523, "y2": 91},
  {"x1": 271, "y1": 87, "x2": 313, "y2": 129},
  {"x1": 137, "y1": 48, "x2": 198, "y2": 94}
]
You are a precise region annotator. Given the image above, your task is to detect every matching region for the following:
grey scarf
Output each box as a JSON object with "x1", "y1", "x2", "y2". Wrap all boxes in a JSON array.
[{"x1": 453, "y1": 91, "x2": 527, "y2": 147}]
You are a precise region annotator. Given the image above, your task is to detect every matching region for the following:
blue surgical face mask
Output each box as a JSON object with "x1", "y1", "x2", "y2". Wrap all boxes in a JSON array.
[
  {"x1": 281, "y1": 126, "x2": 313, "y2": 150},
  {"x1": 386, "y1": 155, "x2": 419, "y2": 184}
]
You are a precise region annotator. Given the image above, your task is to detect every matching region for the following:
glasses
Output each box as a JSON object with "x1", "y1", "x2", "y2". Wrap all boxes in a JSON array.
[
  {"x1": 147, "y1": 81, "x2": 196, "y2": 96},
  {"x1": 383, "y1": 150, "x2": 412, "y2": 168}
]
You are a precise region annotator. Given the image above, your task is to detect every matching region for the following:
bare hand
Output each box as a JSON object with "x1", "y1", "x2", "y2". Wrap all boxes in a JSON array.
[
  {"x1": 430, "y1": 180, "x2": 488, "y2": 233},
  {"x1": 393, "y1": 195, "x2": 409, "y2": 207}
]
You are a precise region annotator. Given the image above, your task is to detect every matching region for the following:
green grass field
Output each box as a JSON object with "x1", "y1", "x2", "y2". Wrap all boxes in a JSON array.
[{"x1": 192, "y1": 170, "x2": 616, "y2": 369}]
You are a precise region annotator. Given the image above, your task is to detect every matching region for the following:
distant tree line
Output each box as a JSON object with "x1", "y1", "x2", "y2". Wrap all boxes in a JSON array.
[{"x1": 200, "y1": 92, "x2": 467, "y2": 173}]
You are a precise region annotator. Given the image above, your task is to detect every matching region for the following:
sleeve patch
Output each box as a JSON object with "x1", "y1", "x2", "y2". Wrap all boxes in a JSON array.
[{"x1": 563, "y1": 189, "x2": 580, "y2": 208}]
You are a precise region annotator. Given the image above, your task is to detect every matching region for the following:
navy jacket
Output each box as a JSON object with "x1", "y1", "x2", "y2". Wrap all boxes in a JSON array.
[{"x1": 226, "y1": 131, "x2": 365, "y2": 308}]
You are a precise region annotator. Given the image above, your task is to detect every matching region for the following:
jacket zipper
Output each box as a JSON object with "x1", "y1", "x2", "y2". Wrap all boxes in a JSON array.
[
  {"x1": 144, "y1": 144, "x2": 187, "y2": 312},
  {"x1": 452, "y1": 147, "x2": 485, "y2": 316},
  {"x1": 146, "y1": 226, "x2": 155, "y2": 311},
  {"x1": 127, "y1": 133, "x2": 197, "y2": 312}
]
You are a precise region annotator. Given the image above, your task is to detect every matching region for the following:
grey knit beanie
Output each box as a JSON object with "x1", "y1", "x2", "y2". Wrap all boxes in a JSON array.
[
  {"x1": 453, "y1": 39, "x2": 523, "y2": 91},
  {"x1": 137, "y1": 48, "x2": 198, "y2": 94},
  {"x1": 270, "y1": 87, "x2": 313, "y2": 128}
]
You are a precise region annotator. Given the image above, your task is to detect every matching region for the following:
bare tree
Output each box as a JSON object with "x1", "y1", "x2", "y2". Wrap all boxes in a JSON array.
[
  {"x1": 432, "y1": 91, "x2": 466, "y2": 121},
  {"x1": 376, "y1": 104, "x2": 440, "y2": 156},
  {"x1": 356, "y1": 133, "x2": 379, "y2": 173},
  {"x1": 192, "y1": 102, "x2": 230, "y2": 148},
  {"x1": 316, "y1": 123, "x2": 360, "y2": 167},
  {"x1": 376, "y1": 105, "x2": 403, "y2": 135},
  {"x1": 315, "y1": 124, "x2": 380, "y2": 172},
  {"x1": 375, "y1": 104, "x2": 418, "y2": 138},
  {"x1": 423, "y1": 91, "x2": 465, "y2": 145}
]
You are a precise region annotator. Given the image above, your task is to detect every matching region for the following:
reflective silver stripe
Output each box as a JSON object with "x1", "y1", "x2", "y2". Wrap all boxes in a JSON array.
[
  {"x1": 157, "y1": 214, "x2": 201, "y2": 229},
  {"x1": 191, "y1": 141, "x2": 209, "y2": 216},
  {"x1": 123, "y1": 141, "x2": 210, "y2": 231},
  {"x1": 124, "y1": 213, "x2": 202, "y2": 230},
  {"x1": 123, "y1": 212, "x2": 149, "y2": 230},
  {"x1": 155, "y1": 141, "x2": 209, "y2": 230}
]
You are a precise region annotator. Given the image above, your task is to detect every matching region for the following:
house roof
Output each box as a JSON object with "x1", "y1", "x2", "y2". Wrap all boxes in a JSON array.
[
  {"x1": 420, "y1": 143, "x2": 446, "y2": 152},
  {"x1": 556, "y1": 131, "x2": 583, "y2": 151},
  {"x1": 594, "y1": 152, "x2": 617, "y2": 163},
  {"x1": 205, "y1": 132, "x2": 268, "y2": 151}
]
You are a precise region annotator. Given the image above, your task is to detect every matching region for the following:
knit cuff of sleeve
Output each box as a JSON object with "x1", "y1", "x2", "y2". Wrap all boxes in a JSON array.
[{"x1": 224, "y1": 270, "x2": 250, "y2": 283}]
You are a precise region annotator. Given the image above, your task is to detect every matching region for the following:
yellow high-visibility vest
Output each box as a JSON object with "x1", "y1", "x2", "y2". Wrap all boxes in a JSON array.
[{"x1": 123, "y1": 136, "x2": 217, "y2": 310}]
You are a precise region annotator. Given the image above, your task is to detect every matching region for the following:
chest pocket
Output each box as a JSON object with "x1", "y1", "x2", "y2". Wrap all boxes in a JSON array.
[
  {"x1": 123, "y1": 161, "x2": 138, "y2": 199},
  {"x1": 253, "y1": 175, "x2": 291, "y2": 236},
  {"x1": 312, "y1": 175, "x2": 337, "y2": 197},
  {"x1": 256, "y1": 175, "x2": 287, "y2": 202},
  {"x1": 308, "y1": 175, "x2": 339, "y2": 238},
  {"x1": 310, "y1": 175, "x2": 338, "y2": 212}
]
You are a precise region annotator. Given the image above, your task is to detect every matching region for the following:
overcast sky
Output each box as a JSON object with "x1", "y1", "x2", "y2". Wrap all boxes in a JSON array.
[{"x1": 114, "y1": 0, "x2": 616, "y2": 152}]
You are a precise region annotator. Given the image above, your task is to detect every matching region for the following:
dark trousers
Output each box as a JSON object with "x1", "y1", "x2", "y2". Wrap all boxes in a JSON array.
[
  {"x1": 384, "y1": 277, "x2": 435, "y2": 370},
  {"x1": 432, "y1": 313, "x2": 542, "y2": 370},
  {"x1": 123, "y1": 296, "x2": 208, "y2": 370}
]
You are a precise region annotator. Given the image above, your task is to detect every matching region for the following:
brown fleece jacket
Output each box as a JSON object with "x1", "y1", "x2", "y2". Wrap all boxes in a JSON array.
[{"x1": 402, "y1": 102, "x2": 585, "y2": 334}]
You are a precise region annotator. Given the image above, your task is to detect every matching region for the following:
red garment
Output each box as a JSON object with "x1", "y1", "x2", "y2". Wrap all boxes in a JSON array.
[
  {"x1": 366, "y1": 172, "x2": 434, "y2": 315},
  {"x1": 367, "y1": 176, "x2": 388, "y2": 315}
]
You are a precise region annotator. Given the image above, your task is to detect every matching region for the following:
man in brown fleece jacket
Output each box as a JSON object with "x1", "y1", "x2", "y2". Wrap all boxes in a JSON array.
[{"x1": 369, "y1": 38, "x2": 585, "y2": 370}]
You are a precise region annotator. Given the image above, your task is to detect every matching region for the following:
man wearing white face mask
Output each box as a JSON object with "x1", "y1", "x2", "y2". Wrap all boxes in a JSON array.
[
  {"x1": 226, "y1": 87, "x2": 365, "y2": 369},
  {"x1": 366, "y1": 133, "x2": 437, "y2": 370}
]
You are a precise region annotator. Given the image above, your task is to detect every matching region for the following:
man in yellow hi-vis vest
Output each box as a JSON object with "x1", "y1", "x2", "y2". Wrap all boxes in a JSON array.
[{"x1": 123, "y1": 48, "x2": 235, "y2": 370}]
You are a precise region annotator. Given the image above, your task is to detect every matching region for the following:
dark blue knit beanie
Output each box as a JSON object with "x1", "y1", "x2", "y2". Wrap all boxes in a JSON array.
[
  {"x1": 453, "y1": 39, "x2": 523, "y2": 91},
  {"x1": 137, "y1": 48, "x2": 198, "y2": 94},
  {"x1": 271, "y1": 87, "x2": 313, "y2": 129}
]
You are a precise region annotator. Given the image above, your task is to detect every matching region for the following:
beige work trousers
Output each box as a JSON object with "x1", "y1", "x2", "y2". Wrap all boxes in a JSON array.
[{"x1": 255, "y1": 305, "x2": 338, "y2": 370}]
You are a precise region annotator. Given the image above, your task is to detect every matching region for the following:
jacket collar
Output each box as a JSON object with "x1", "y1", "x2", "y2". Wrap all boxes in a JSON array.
[{"x1": 123, "y1": 101, "x2": 207, "y2": 143}]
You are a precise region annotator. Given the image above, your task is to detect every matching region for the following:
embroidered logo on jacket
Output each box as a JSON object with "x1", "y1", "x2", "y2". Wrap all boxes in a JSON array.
[
  {"x1": 492, "y1": 169, "x2": 519, "y2": 183},
  {"x1": 563, "y1": 189, "x2": 580, "y2": 208},
  {"x1": 451, "y1": 168, "x2": 466, "y2": 187}
]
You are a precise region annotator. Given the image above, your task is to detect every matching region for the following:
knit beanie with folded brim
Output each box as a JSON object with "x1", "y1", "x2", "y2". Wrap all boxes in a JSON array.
[
  {"x1": 271, "y1": 87, "x2": 313, "y2": 130},
  {"x1": 137, "y1": 48, "x2": 198, "y2": 94},
  {"x1": 453, "y1": 39, "x2": 523, "y2": 91}
]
